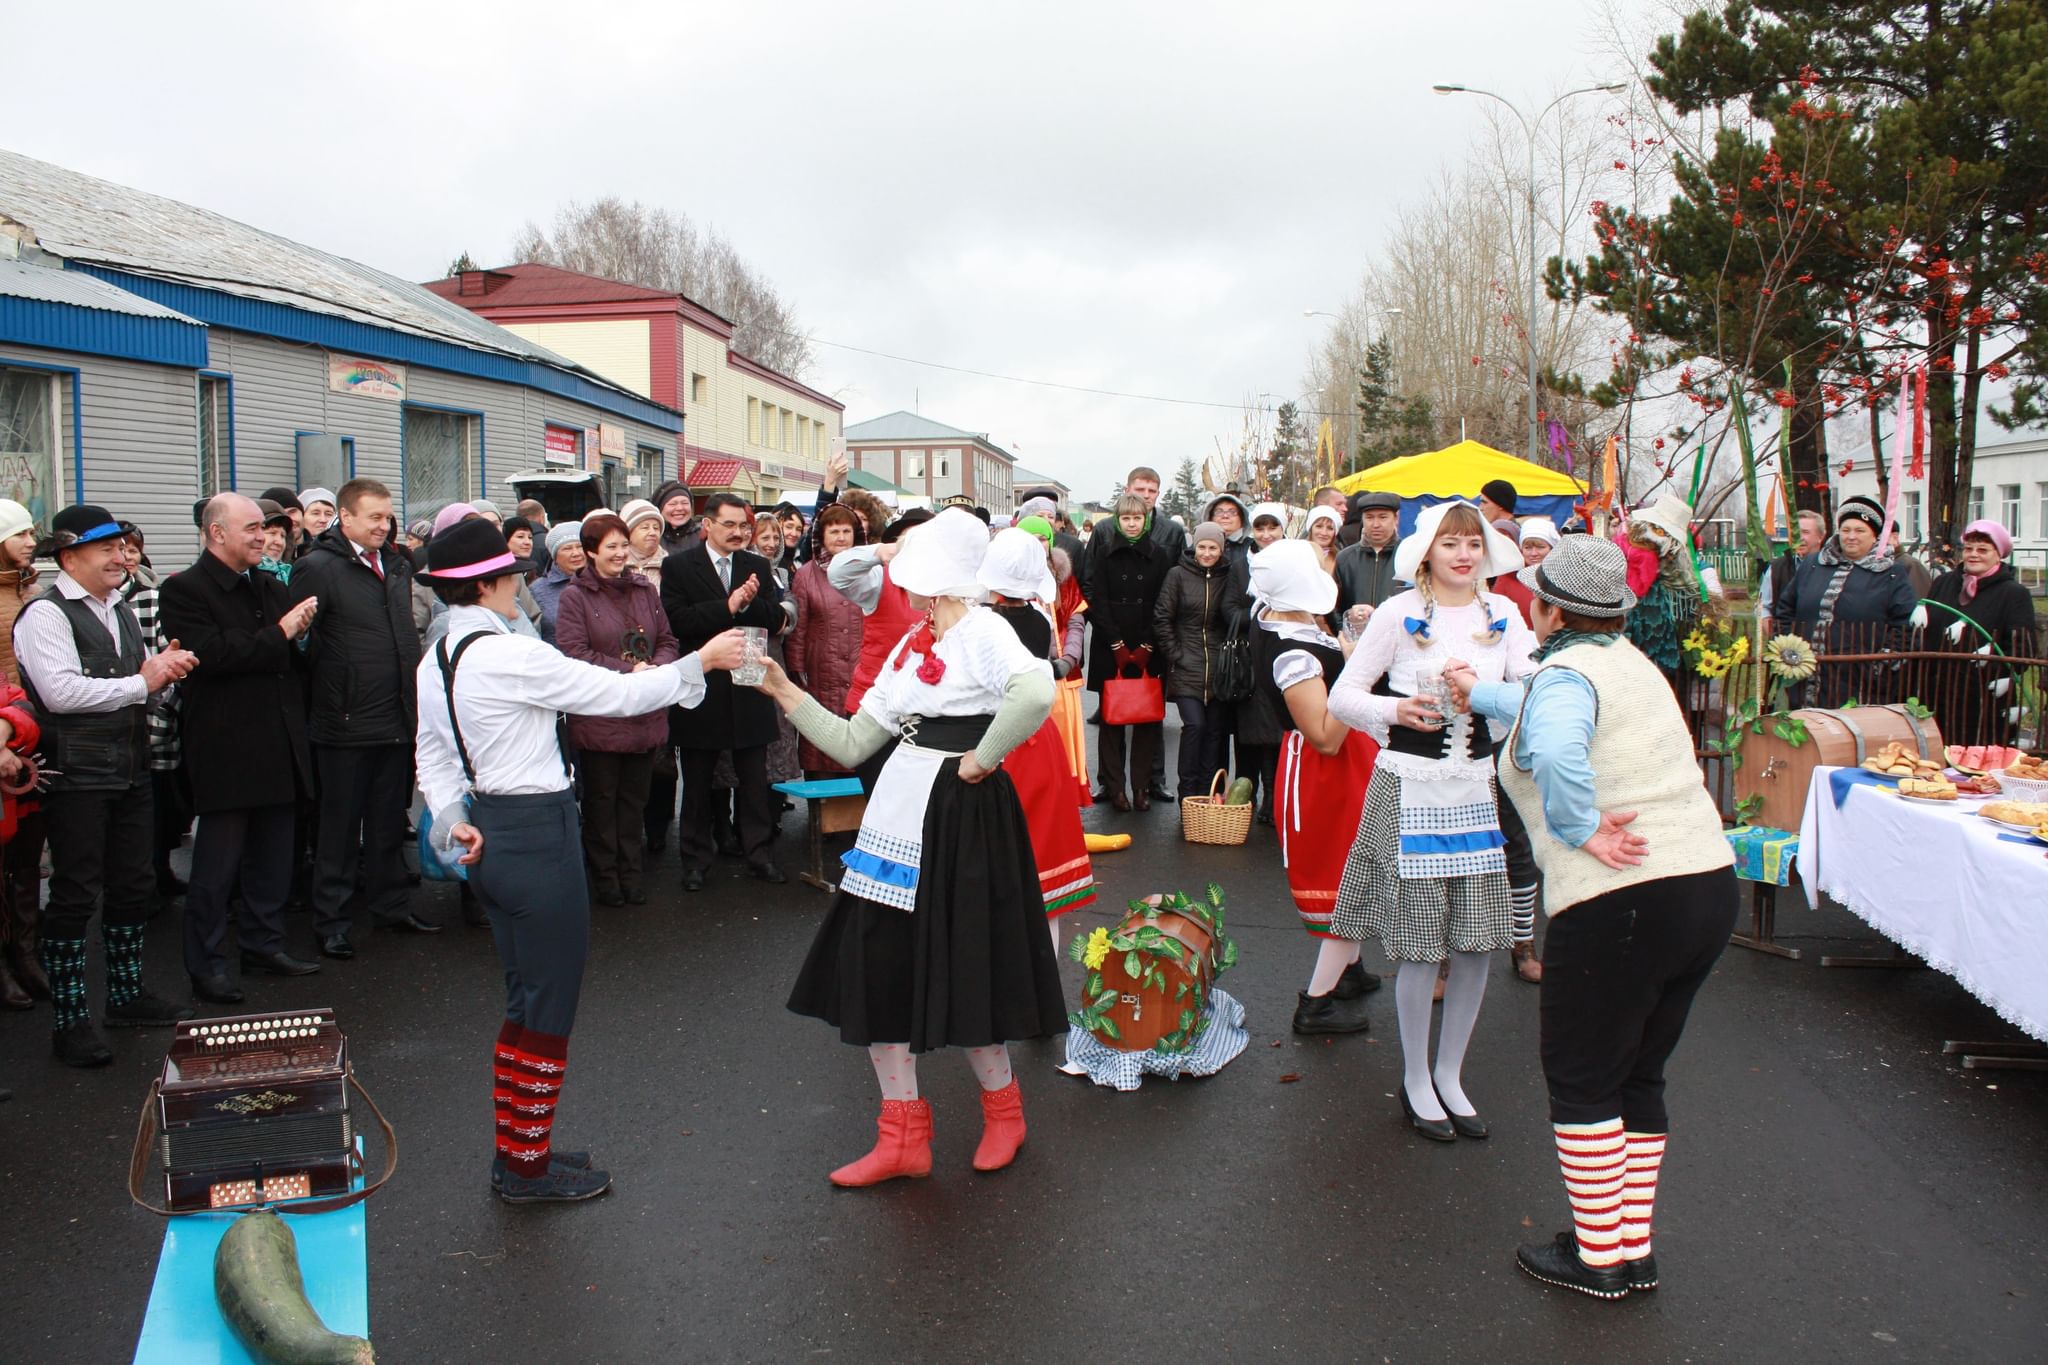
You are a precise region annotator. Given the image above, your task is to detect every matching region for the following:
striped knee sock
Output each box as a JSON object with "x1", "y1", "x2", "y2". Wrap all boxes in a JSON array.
[
  {"x1": 504, "y1": 1028, "x2": 569, "y2": 1178},
  {"x1": 1554, "y1": 1119, "x2": 1628, "y2": 1267},
  {"x1": 1510, "y1": 882, "x2": 1538, "y2": 946},
  {"x1": 1620, "y1": 1131, "x2": 1667, "y2": 1262},
  {"x1": 491, "y1": 1020, "x2": 524, "y2": 1159},
  {"x1": 102, "y1": 922, "x2": 147, "y2": 1006}
]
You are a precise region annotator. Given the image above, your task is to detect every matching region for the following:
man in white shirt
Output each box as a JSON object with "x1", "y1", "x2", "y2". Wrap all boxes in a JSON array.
[{"x1": 14, "y1": 504, "x2": 199, "y2": 1067}]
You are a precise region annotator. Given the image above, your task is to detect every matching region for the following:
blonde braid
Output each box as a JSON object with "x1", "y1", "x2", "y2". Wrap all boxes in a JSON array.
[{"x1": 1413, "y1": 567, "x2": 1436, "y2": 646}]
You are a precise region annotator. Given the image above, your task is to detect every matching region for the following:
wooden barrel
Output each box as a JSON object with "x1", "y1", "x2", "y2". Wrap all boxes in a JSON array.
[
  {"x1": 1736, "y1": 704, "x2": 1944, "y2": 832},
  {"x1": 1082, "y1": 904, "x2": 1217, "y2": 1053}
]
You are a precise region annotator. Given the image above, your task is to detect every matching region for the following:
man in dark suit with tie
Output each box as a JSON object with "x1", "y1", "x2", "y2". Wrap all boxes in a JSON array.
[{"x1": 661, "y1": 493, "x2": 789, "y2": 891}]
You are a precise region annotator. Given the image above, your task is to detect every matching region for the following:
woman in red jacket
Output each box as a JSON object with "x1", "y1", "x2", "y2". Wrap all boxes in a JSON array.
[
  {"x1": 788, "y1": 504, "x2": 867, "y2": 775},
  {"x1": 555, "y1": 513, "x2": 681, "y2": 907}
]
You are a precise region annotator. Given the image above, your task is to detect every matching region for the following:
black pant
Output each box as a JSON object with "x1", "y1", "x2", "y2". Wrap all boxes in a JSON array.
[
  {"x1": 183, "y1": 804, "x2": 296, "y2": 977},
  {"x1": 1540, "y1": 867, "x2": 1737, "y2": 1131},
  {"x1": 311, "y1": 743, "x2": 411, "y2": 935},
  {"x1": 679, "y1": 746, "x2": 772, "y2": 872},
  {"x1": 471, "y1": 790, "x2": 588, "y2": 1037},
  {"x1": 1173, "y1": 698, "x2": 1230, "y2": 798},
  {"x1": 1096, "y1": 721, "x2": 1160, "y2": 799},
  {"x1": 41, "y1": 783, "x2": 155, "y2": 942},
  {"x1": 579, "y1": 749, "x2": 656, "y2": 896},
  {"x1": 644, "y1": 744, "x2": 678, "y2": 842},
  {"x1": 152, "y1": 767, "x2": 191, "y2": 882}
]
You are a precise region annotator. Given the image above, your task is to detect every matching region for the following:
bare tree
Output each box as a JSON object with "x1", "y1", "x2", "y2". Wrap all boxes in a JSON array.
[{"x1": 508, "y1": 197, "x2": 815, "y2": 378}]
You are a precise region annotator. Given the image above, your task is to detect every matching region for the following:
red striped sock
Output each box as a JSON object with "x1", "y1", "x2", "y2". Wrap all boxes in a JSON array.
[
  {"x1": 491, "y1": 1020, "x2": 523, "y2": 1158},
  {"x1": 1620, "y1": 1131, "x2": 1667, "y2": 1261},
  {"x1": 504, "y1": 1028, "x2": 570, "y2": 1178},
  {"x1": 1554, "y1": 1119, "x2": 1628, "y2": 1268}
]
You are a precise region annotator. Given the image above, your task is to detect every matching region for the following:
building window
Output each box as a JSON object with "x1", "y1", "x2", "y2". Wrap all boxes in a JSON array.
[
  {"x1": 691, "y1": 373, "x2": 708, "y2": 406},
  {"x1": 601, "y1": 456, "x2": 625, "y2": 510},
  {"x1": 747, "y1": 397, "x2": 761, "y2": 445},
  {"x1": 905, "y1": 452, "x2": 925, "y2": 480},
  {"x1": 1903, "y1": 490, "x2": 1921, "y2": 541},
  {"x1": 782, "y1": 409, "x2": 794, "y2": 452},
  {"x1": 197, "y1": 375, "x2": 232, "y2": 496},
  {"x1": 0, "y1": 365, "x2": 60, "y2": 531},
  {"x1": 1999, "y1": 484, "x2": 2022, "y2": 536},
  {"x1": 634, "y1": 444, "x2": 667, "y2": 494},
  {"x1": 403, "y1": 406, "x2": 476, "y2": 514},
  {"x1": 1967, "y1": 486, "x2": 1984, "y2": 524},
  {"x1": 2039, "y1": 483, "x2": 2048, "y2": 542},
  {"x1": 938, "y1": 453, "x2": 951, "y2": 480}
]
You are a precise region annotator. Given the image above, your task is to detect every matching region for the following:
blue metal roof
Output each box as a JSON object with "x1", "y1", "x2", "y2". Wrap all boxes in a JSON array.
[{"x1": 0, "y1": 258, "x2": 207, "y2": 368}]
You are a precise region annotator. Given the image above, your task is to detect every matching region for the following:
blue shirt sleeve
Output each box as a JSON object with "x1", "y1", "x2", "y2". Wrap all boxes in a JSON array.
[{"x1": 1473, "y1": 670, "x2": 1600, "y2": 848}]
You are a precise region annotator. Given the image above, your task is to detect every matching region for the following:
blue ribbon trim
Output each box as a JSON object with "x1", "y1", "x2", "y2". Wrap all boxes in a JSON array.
[
  {"x1": 1827, "y1": 767, "x2": 1896, "y2": 809},
  {"x1": 840, "y1": 846, "x2": 920, "y2": 889},
  {"x1": 1404, "y1": 616, "x2": 1429, "y2": 637},
  {"x1": 1399, "y1": 830, "x2": 1507, "y2": 854}
]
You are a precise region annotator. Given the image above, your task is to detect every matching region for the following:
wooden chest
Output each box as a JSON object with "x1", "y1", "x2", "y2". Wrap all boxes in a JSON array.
[{"x1": 1736, "y1": 704, "x2": 1943, "y2": 833}]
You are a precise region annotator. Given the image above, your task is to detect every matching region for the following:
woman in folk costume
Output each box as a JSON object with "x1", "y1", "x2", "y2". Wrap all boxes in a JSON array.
[
  {"x1": 1448, "y1": 536, "x2": 1735, "y2": 1299},
  {"x1": 1326, "y1": 501, "x2": 1535, "y2": 1141},
  {"x1": 750, "y1": 509, "x2": 1067, "y2": 1185},
  {"x1": 1250, "y1": 541, "x2": 1382, "y2": 1037},
  {"x1": 1016, "y1": 512, "x2": 1091, "y2": 806},
  {"x1": 978, "y1": 528, "x2": 1098, "y2": 946}
]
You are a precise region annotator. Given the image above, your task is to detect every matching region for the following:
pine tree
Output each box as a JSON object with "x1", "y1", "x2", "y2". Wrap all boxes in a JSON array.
[
  {"x1": 1354, "y1": 338, "x2": 1434, "y2": 471},
  {"x1": 1165, "y1": 458, "x2": 1202, "y2": 523}
]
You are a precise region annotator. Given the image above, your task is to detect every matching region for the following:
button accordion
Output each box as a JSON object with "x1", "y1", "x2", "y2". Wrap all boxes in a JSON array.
[{"x1": 157, "y1": 1009, "x2": 354, "y2": 1212}]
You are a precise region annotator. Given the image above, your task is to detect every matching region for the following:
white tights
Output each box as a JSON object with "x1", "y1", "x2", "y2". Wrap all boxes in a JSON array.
[
  {"x1": 867, "y1": 1042, "x2": 1014, "y2": 1102},
  {"x1": 1305, "y1": 938, "x2": 1361, "y2": 996},
  {"x1": 1393, "y1": 950, "x2": 1490, "y2": 1121}
]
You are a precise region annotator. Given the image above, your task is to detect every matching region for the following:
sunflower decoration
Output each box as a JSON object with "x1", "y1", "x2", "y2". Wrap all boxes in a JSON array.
[
  {"x1": 1681, "y1": 615, "x2": 1750, "y2": 681},
  {"x1": 1763, "y1": 633, "x2": 1819, "y2": 682},
  {"x1": 1078, "y1": 926, "x2": 1112, "y2": 972}
]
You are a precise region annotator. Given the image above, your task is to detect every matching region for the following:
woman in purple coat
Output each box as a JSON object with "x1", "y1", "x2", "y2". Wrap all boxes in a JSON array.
[{"x1": 555, "y1": 513, "x2": 681, "y2": 906}]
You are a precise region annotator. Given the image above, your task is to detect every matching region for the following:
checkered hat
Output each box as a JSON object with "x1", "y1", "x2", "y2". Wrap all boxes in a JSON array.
[{"x1": 1516, "y1": 535, "x2": 1637, "y2": 616}]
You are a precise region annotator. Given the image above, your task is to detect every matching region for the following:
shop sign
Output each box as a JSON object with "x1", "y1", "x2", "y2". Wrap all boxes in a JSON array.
[
  {"x1": 598, "y1": 423, "x2": 626, "y2": 458},
  {"x1": 584, "y1": 428, "x2": 601, "y2": 472},
  {"x1": 543, "y1": 426, "x2": 580, "y2": 466},
  {"x1": 328, "y1": 356, "x2": 406, "y2": 401}
]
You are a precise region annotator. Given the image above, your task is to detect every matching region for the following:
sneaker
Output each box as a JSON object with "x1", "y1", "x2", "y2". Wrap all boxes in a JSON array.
[
  {"x1": 1516, "y1": 1230, "x2": 1631, "y2": 1300},
  {"x1": 53, "y1": 1021, "x2": 113, "y2": 1068},
  {"x1": 1331, "y1": 961, "x2": 1383, "y2": 999},
  {"x1": 490, "y1": 1150, "x2": 594, "y2": 1192},
  {"x1": 496, "y1": 1162, "x2": 612, "y2": 1204},
  {"x1": 1291, "y1": 989, "x2": 1370, "y2": 1035},
  {"x1": 104, "y1": 991, "x2": 195, "y2": 1028}
]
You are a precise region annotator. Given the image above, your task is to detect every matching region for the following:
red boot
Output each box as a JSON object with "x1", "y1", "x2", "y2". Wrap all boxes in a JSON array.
[
  {"x1": 830, "y1": 1098, "x2": 933, "y2": 1187},
  {"x1": 971, "y1": 1080, "x2": 1027, "y2": 1172}
]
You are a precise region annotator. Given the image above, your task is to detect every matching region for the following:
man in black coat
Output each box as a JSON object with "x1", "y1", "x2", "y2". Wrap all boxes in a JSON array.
[
  {"x1": 1080, "y1": 465, "x2": 1185, "y2": 601},
  {"x1": 289, "y1": 478, "x2": 435, "y2": 957},
  {"x1": 661, "y1": 493, "x2": 789, "y2": 890},
  {"x1": 159, "y1": 494, "x2": 323, "y2": 1001}
]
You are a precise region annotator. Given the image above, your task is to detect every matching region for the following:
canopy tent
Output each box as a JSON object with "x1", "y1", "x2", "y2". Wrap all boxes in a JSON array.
[{"x1": 1333, "y1": 440, "x2": 1582, "y2": 534}]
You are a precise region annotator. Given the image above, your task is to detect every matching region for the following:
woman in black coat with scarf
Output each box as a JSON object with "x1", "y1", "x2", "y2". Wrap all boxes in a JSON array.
[
  {"x1": 1086, "y1": 495, "x2": 1171, "y2": 810},
  {"x1": 1920, "y1": 519, "x2": 2038, "y2": 745},
  {"x1": 1772, "y1": 496, "x2": 1918, "y2": 706}
]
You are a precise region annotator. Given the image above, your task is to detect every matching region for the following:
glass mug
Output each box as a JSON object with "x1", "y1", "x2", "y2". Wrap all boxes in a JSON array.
[
  {"x1": 732, "y1": 626, "x2": 770, "y2": 687},
  {"x1": 1412, "y1": 666, "x2": 1456, "y2": 728}
]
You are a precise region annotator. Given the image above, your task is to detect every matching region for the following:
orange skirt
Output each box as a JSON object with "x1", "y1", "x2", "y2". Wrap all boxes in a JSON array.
[
  {"x1": 1276, "y1": 728, "x2": 1378, "y2": 938},
  {"x1": 1004, "y1": 717, "x2": 1098, "y2": 917}
]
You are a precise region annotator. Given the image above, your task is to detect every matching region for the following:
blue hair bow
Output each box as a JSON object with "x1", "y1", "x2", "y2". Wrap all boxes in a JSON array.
[{"x1": 1405, "y1": 616, "x2": 1431, "y2": 638}]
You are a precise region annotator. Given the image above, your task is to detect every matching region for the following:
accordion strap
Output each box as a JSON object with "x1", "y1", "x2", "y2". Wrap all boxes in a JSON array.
[{"x1": 126, "y1": 1068, "x2": 400, "y2": 1218}]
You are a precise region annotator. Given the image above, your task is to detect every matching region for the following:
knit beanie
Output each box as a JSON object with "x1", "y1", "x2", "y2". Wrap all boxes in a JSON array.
[
  {"x1": 0, "y1": 499, "x2": 34, "y2": 543},
  {"x1": 546, "y1": 521, "x2": 584, "y2": 560},
  {"x1": 620, "y1": 498, "x2": 663, "y2": 530},
  {"x1": 1192, "y1": 521, "x2": 1227, "y2": 550}
]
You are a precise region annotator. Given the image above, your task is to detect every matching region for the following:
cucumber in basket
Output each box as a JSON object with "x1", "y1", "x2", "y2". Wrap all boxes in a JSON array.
[{"x1": 215, "y1": 1208, "x2": 374, "y2": 1364}]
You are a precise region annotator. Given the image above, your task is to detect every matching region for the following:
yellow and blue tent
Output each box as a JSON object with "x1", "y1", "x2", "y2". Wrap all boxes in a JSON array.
[{"x1": 1334, "y1": 440, "x2": 1583, "y2": 533}]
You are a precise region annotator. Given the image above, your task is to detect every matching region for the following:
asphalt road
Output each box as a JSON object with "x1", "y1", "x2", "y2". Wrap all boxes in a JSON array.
[{"x1": 3, "y1": 780, "x2": 2045, "y2": 1363}]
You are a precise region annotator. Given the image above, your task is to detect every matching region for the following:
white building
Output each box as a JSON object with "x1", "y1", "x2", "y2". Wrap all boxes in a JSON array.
[{"x1": 1831, "y1": 429, "x2": 2048, "y2": 581}]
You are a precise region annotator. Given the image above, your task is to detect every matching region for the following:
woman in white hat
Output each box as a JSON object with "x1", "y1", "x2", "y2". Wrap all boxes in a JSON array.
[
  {"x1": 746, "y1": 509, "x2": 1065, "y2": 1185},
  {"x1": 1447, "y1": 535, "x2": 1734, "y2": 1300},
  {"x1": 1326, "y1": 500, "x2": 1534, "y2": 1141},
  {"x1": 1250, "y1": 540, "x2": 1381, "y2": 1036},
  {"x1": 978, "y1": 528, "x2": 1097, "y2": 948}
]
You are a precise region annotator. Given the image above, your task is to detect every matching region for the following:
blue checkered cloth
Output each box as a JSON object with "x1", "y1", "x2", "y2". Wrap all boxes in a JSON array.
[{"x1": 1062, "y1": 987, "x2": 1249, "y2": 1091}]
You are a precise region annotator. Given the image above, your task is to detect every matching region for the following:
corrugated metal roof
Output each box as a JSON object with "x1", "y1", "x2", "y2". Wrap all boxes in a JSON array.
[
  {"x1": 845, "y1": 410, "x2": 1015, "y2": 461},
  {"x1": 0, "y1": 149, "x2": 662, "y2": 417},
  {"x1": 0, "y1": 256, "x2": 200, "y2": 322},
  {"x1": 685, "y1": 458, "x2": 750, "y2": 488},
  {"x1": 421, "y1": 263, "x2": 684, "y2": 309}
]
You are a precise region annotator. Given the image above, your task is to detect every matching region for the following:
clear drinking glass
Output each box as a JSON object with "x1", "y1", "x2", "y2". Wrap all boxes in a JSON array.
[{"x1": 733, "y1": 626, "x2": 769, "y2": 687}]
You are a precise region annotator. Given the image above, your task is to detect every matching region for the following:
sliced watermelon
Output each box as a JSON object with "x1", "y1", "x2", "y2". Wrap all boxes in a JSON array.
[{"x1": 1947, "y1": 745, "x2": 1967, "y2": 767}]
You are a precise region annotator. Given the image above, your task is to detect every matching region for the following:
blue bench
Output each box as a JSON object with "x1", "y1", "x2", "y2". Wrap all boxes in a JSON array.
[{"x1": 774, "y1": 778, "x2": 866, "y2": 893}]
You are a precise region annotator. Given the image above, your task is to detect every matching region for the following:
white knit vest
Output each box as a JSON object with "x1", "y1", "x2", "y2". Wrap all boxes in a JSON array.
[{"x1": 1498, "y1": 638, "x2": 1732, "y2": 916}]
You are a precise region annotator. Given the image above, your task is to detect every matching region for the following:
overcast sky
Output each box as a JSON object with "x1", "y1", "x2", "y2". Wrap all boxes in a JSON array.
[{"x1": 2, "y1": 1, "x2": 1665, "y2": 503}]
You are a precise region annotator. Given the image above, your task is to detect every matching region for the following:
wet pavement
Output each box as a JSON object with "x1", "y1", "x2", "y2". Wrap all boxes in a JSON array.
[{"x1": 4, "y1": 778, "x2": 2046, "y2": 1363}]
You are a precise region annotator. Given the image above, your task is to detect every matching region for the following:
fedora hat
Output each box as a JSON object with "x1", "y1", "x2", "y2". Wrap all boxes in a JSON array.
[
  {"x1": 34, "y1": 503, "x2": 135, "y2": 558},
  {"x1": 417, "y1": 519, "x2": 518, "y2": 582},
  {"x1": 1516, "y1": 535, "x2": 1637, "y2": 616}
]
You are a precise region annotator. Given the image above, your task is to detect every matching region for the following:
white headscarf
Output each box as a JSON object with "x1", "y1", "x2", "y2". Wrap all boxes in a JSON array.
[
  {"x1": 890, "y1": 507, "x2": 989, "y2": 600},
  {"x1": 1250, "y1": 501, "x2": 1288, "y2": 529},
  {"x1": 1519, "y1": 516, "x2": 1559, "y2": 548},
  {"x1": 1302, "y1": 505, "x2": 1342, "y2": 540},
  {"x1": 977, "y1": 527, "x2": 1055, "y2": 602},
  {"x1": 1393, "y1": 500, "x2": 1525, "y2": 584},
  {"x1": 1250, "y1": 539, "x2": 1337, "y2": 615}
]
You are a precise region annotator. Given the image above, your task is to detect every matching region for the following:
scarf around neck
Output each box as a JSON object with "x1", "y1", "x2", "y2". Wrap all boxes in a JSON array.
[
  {"x1": 1814, "y1": 535, "x2": 1894, "y2": 631},
  {"x1": 1534, "y1": 628, "x2": 1620, "y2": 663}
]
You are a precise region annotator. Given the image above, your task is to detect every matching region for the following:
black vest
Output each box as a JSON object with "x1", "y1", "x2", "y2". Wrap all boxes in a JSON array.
[{"x1": 16, "y1": 588, "x2": 149, "y2": 791}]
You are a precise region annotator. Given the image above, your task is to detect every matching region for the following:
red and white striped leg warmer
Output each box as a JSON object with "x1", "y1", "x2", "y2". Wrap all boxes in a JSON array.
[
  {"x1": 1620, "y1": 1131, "x2": 1667, "y2": 1262},
  {"x1": 1554, "y1": 1119, "x2": 1627, "y2": 1268},
  {"x1": 504, "y1": 1028, "x2": 570, "y2": 1178},
  {"x1": 491, "y1": 1019, "x2": 523, "y2": 1158}
]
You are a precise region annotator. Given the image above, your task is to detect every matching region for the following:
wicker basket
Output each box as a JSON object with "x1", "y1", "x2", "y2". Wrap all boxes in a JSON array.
[
  {"x1": 1181, "y1": 769, "x2": 1253, "y2": 846},
  {"x1": 1993, "y1": 769, "x2": 2048, "y2": 803}
]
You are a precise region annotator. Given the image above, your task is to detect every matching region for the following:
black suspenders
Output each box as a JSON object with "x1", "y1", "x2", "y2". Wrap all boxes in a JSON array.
[{"x1": 435, "y1": 632, "x2": 572, "y2": 787}]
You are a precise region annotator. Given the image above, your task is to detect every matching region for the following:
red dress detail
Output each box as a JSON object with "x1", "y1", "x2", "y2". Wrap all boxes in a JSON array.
[{"x1": 1276, "y1": 728, "x2": 1378, "y2": 938}]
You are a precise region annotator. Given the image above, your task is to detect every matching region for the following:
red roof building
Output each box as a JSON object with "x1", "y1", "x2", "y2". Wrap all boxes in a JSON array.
[{"x1": 425, "y1": 263, "x2": 842, "y2": 504}]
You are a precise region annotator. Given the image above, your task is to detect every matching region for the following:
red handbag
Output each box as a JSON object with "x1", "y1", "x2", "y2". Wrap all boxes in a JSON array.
[{"x1": 1102, "y1": 647, "x2": 1165, "y2": 726}]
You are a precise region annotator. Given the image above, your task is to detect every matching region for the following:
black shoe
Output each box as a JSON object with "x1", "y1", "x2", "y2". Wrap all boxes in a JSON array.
[
  {"x1": 378, "y1": 912, "x2": 443, "y2": 934},
  {"x1": 241, "y1": 950, "x2": 321, "y2": 977},
  {"x1": 490, "y1": 1149, "x2": 594, "y2": 1192},
  {"x1": 1553, "y1": 1230, "x2": 1659, "y2": 1289},
  {"x1": 105, "y1": 991, "x2": 194, "y2": 1028},
  {"x1": 1447, "y1": 1108, "x2": 1489, "y2": 1140},
  {"x1": 1517, "y1": 1230, "x2": 1631, "y2": 1300},
  {"x1": 1331, "y1": 960, "x2": 1383, "y2": 999},
  {"x1": 595, "y1": 889, "x2": 627, "y2": 908},
  {"x1": 53, "y1": 1021, "x2": 113, "y2": 1068},
  {"x1": 748, "y1": 862, "x2": 787, "y2": 885},
  {"x1": 319, "y1": 933, "x2": 355, "y2": 960},
  {"x1": 1399, "y1": 1084, "x2": 1456, "y2": 1142},
  {"x1": 191, "y1": 973, "x2": 245, "y2": 1005},
  {"x1": 497, "y1": 1162, "x2": 613, "y2": 1204},
  {"x1": 1146, "y1": 786, "x2": 1176, "y2": 804},
  {"x1": 681, "y1": 868, "x2": 706, "y2": 893},
  {"x1": 1291, "y1": 989, "x2": 1371, "y2": 1035}
]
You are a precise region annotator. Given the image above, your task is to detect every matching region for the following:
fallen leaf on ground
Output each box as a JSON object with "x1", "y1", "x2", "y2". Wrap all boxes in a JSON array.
[{"x1": 1279, "y1": 1073, "x2": 1301, "y2": 1084}]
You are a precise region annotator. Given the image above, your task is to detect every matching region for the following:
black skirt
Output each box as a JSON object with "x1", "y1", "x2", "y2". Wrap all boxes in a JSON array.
[{"x1": 787, "y1": 760, "x2": 1069, "y2": 1052}]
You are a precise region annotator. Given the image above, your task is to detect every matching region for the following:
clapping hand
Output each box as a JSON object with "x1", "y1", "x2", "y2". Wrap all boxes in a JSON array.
[
  {"x1": 279, "y1": 596, "x2": 319, "y2": 641},
  {"x1": 1582, "y1": 810, "x2": 1648, "y2": 869},
  {"x1": 727, "y1": 574, "x2": 760, "y2": 615},
  {"x1": 141, "y1": 639, "x2": 199, "y2": 693}
]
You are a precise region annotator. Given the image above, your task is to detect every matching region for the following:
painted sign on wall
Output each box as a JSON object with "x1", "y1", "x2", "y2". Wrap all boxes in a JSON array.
[
  {"x1": 598, "y1": 423, "x2": 625, "y2": 458},
  {"x1": 327, "y1": 356, "x2": 406, "y2": 401},
  {"x1": 544, "y1": 425, "x2": 580, "y2": 466}
]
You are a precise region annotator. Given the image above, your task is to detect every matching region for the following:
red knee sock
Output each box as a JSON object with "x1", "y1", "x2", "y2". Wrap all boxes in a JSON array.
[
  {"x1": 1554, "y1": 1119, "x2": 1627, "y2": 1268},
  {"x1": 491, "y1": 1019, "x2": 523, "y2": 1159},
  {"x1": 504, "y1": 1028, "x2": 570, "y2": 1178},
  {"x1": 1620, "y1": 1131, "x2": 1667, "y2": 1261}
]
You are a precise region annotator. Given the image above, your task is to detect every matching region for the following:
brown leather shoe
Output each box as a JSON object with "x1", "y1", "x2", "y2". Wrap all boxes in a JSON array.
[
  {"x1": 1133, "y1": 790, "x2": 1151, "y2": 812},
  {"x1": 0, "y1": 958, "x2": 29, "y2": 1010},
  {"x1": 1511, "y1": 941, "x2": 1543, "y2": 984},
  {"x1": 1109, "y1": 788, "x2": 1132, "y2": 813}
]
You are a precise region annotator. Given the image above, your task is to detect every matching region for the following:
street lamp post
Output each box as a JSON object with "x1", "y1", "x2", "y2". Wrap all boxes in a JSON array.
[{"x1": 1432, "y1": 80, "x2": 1625, "y2": 464}]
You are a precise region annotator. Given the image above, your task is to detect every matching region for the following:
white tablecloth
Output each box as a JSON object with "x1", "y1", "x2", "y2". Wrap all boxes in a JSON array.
[{"x1": 1797, "y1": 765, "x2": 2048, "y2": 1042}]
